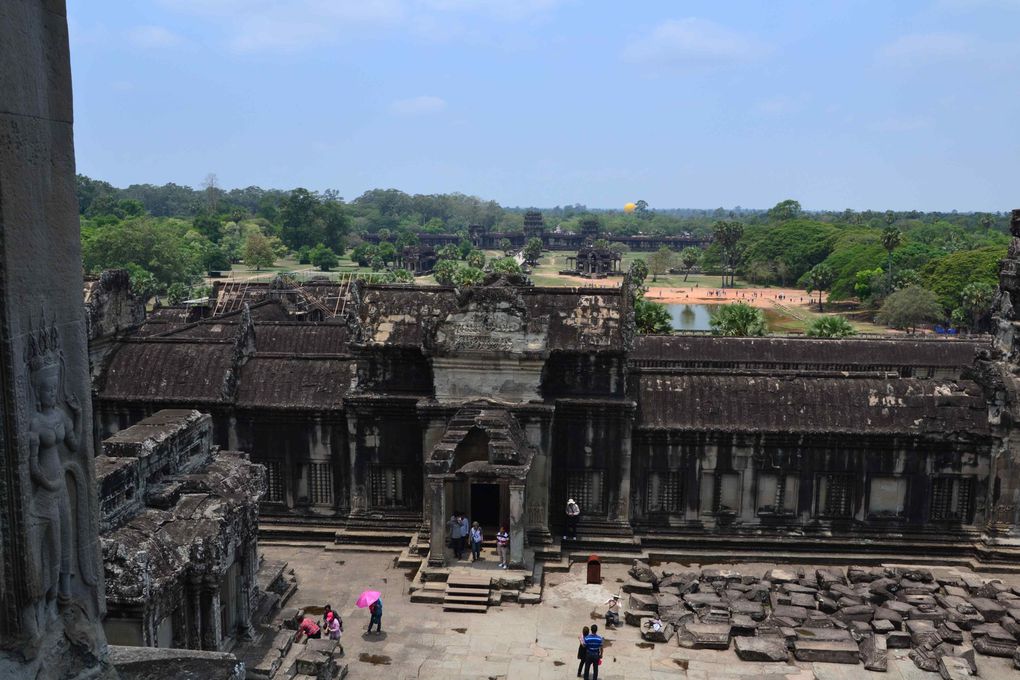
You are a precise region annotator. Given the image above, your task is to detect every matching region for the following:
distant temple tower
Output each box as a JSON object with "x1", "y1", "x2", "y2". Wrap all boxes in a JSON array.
[
  {"x1": 523, "y1": 210, "x2": 545, "y2": 240},
  {"x1": 580, "y1": 216, "x2": 601, "y2": 240}
]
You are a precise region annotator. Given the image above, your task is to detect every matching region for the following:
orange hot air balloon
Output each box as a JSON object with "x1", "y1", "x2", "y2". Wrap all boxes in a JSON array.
[{"x1": 624, "y1": 202, "x2": 636, "y2": 213}]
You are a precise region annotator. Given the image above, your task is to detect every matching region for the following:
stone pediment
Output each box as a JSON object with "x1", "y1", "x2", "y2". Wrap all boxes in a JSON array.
[
  {"x1": 432, "y1": 286, "x2": 549, "y2": 357},
  {"x1": 425, "y1": 401, "x2": 535, "y2": 479}
]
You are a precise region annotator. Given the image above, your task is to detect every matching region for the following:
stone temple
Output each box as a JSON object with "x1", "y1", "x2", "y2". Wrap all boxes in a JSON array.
[
  {"x1": 87, "y1": 248, "x2": 1020, "y2": 570},
  {"x1": 4, "y1": 3, "x2": 1020, "y2": 678}
]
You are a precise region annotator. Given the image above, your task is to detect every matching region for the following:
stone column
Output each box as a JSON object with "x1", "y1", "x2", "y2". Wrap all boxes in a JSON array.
[
  {"x1": 509, "y1": 483, "x2": 526, "y2": 567},
  {"x1": 427, "y1": 478, "x2": 447, "y2": 567},
  {"x1": 0, "y1": 2, "x2": 112, "y2": 677},
  {"x1": 613, "y1": 408, "x2": 635, "y2": 524},
  {"x1": 201, "y1": 577, "x2": 222, "y2": 651},
  {"x1": 236, "y1": 548, "x2": 255, "y2": 641},
  {"x1": 187, "y1": 578, "x2": 203, "y2": 650}
]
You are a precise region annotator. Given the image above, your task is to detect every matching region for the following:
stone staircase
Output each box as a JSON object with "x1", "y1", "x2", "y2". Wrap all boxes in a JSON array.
[{"x1": 443, "y1": 573, "x2": 492, "y2": 613}]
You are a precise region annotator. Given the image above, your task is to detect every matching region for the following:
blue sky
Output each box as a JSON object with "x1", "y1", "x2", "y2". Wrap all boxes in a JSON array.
[{"x1": 68, "y1": 0, "x2": 1019, "y2": 211}]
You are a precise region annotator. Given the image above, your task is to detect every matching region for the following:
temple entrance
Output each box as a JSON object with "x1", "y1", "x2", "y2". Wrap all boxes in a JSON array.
[{"x1": 471, "y1": 483, "x2": 500, "y2": 531}]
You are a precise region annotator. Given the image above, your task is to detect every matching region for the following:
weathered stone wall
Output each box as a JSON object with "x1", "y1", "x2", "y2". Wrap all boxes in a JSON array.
[{"x1": 0, "y1": 2, "x2": 113, "y2": 676}]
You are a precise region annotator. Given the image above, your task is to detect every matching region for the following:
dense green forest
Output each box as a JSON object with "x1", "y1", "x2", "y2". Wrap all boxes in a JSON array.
[{"x1": 77, "y1": 176, "x2": 1009, "y2": 328}]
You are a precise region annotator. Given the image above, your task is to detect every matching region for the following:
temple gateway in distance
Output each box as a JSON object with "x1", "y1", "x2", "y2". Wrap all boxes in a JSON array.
[{"x1": 89, "y1": 214, "x2": 1020, "y2": 568}]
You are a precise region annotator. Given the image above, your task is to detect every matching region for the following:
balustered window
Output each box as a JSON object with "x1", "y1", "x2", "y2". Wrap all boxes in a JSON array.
[
  {"x1": 817, "y1": 473, "x2": 855, "y2": 519},
  {"x1": 930, "y1": 476, "x2": 975, "y2": 523},
  {"x1": 264, "y1": 460, "x2": 283, "y2": 503},
  {"x1": 566, "y1": 469, "x2": 605, "y2": 514},
  {"x1": 646, "y1": 471, "x2": 683, "y2": 514},
  {"x1": 370, "y1": 466, "x2": 408, "y2": 508},
  {"x1": 309, "y1": 462, "x2": 333, "y2": 506}
]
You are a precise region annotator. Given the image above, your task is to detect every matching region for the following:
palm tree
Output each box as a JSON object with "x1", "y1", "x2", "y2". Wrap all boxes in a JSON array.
[
  {"x1": 882, "y1": 227, "x2": 902, "y2": 291},
  {"x1": 679, "y1": 247, "x2": 701, "y2": 282},
  {"x1": 709, "y1": 302, "x2": 767, "y2": 337},
  {"x1": 805, "y1": 264, "x2": 835, "y2": 312}
]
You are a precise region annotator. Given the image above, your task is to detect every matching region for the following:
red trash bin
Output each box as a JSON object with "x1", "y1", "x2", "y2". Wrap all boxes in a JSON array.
[{"x1": 586, "y1": 554, "x2": 601, "y2": 584}]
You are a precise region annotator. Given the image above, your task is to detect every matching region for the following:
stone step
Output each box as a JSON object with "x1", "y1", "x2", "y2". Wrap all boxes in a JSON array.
[
  {"x1": 442, "y1": 602, "x2": 488, "y2": 613},
  {"x1": 409, "y1": 591, "x2": 445, "y2": 604},
  {"x1": 444, "y1": 594, "x2": 489, "y2": 604},
  {"x1": 333, "y1": 529, "x2": 415, "y2": 547},
  {"x1": 447, "y1": 578, "x2": 491, "y2": 589},
  {"x1": 445, "y1": 587, "x2": 489, "y2": 596}
]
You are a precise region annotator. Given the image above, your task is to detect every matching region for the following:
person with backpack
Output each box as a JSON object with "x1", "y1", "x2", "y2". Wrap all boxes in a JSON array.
[
  {"x1": 325, "y1": 610, "x2": 342, "y2": 640},
  {"x1": 367, "y1": 597, "x2": 382, "y2": 634}
]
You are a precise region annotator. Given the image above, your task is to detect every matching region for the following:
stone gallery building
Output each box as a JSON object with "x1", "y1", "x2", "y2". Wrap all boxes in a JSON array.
[
  {"x1": 87, "y1": 230, "x2": 1020, "y2": 568},
  {"x1": 96, "y1": 410, "x2": 265, "y2": 651}
]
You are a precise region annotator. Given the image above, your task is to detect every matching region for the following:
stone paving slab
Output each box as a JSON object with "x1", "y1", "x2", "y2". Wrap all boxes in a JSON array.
[{"x1": 259, "y1": 548, "x2": 1020, "y2": 679}]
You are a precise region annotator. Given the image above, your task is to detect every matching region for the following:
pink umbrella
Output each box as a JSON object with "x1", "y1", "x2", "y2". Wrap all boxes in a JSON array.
[{"x1": 356, "y1": 590, "x2": 381, "y2": 608}]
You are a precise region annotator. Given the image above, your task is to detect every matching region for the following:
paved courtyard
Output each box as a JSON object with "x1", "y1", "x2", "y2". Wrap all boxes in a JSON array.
[{"x1": 261, "y1": 544, "x2": 1020, "y2": 679}]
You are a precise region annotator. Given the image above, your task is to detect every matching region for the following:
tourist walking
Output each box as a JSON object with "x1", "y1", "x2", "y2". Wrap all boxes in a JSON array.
[
  {"x1": 457, "y1": 512, "x2": 469, "y2": 557},
  {"x1": 325, "y1": 610, "x2": 342, "y2": 640},
  {"x1": 470, "y1": 521, "x2": 483, "y2": 562},
  {"x1": 367, "y1": 597, "x2": 383, "y2": 634},
  {"x1": 564, "y1": 498, "x2": 580, "y2": 540},
  {"x1": 496, "y1": 525, "x2": 509, "y2": 568},
  {"x1": 581, "y1": 623, "x2": 603, "y2": 679},
  {"x1": 448, "y1": 511, "x2": 465, "y2": 559},
  {"x1": 576, "y1": 626, "x2": 590, "y2": 678}
]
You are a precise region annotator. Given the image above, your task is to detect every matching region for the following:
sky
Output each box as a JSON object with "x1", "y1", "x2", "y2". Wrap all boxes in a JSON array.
[{"x1": 68, "y1": 0, "x2": 1020, "y2": 212}]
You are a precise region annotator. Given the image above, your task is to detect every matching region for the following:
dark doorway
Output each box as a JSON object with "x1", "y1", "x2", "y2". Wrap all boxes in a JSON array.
[{"x1": 471, "y1": 483, "x2": 500, "y2": 530}]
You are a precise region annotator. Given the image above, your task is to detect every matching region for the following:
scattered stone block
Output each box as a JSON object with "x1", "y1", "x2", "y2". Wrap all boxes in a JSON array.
[
  {"x1": 794, "y1": 627, "x2": 852, "y2": 642},
  {"x1": 938, "y1": 656, "x2": 973, "y2": 679},
  {"x1": 640, "y1": 618, "x2": 675, "y2": 643},
  {"x1": 282, "y1": 608, "x2": 301, "y2": 630},
  {"x1": 834, "y1": 604, "x2": 874, "y2": 623},
  {"x1": 906, "y1": 619, "x2": 940, "y2": 647},
  {"x1": 622, "y1": 578, "x2": 654, "y2": 594},
  {"x1": 678, "y1": 623, "x2": 731, "y2": 650},
  {"x1": 873, "y1": 607, "x2": 902, "y2": 628},
  {"x1": 969, "y1": 597, "x2": 1006, "y2": 623},
  {"x1": 772, "y1": 605, "x2": 809, "y2": 622},
  {"x1": 625, "y1": 609, "x2": 656, "y2": 627},
  {"x1": 887, "y1": 631, "x2": 911, "y2": 649},
  {"x1": 848, "y1": 621, "x2": 872, "y2": 640},
  {"x1": 730, "y1": 614, "x2": 758, "y2": 637},
  {"x1": 872, "y1": 619, "x2": 895, "y2": 634},
  {"x1": 937, "y1": 622, "x2": 964, "y2": 645},
  {"x1": 860, "y1": 633, "x2": 887, "y2": 672},
  {"x1": 818, "y1": 596, "x2": 838, "y2": 614},
  {"x1": 629, "y1": 560, "x2": 658, "y2": 585},
  {"x1": 734, "y1": 636, "x2": 789, "y2": 662},
  {"x1": 729, "y1": 599, "x2": 765, "y2": 620},
  {"x1": 793, "y1": 639, "x2": 861, "y2": 664},
  {"x1": 766, "y1": 568, "x2": 800, "y2": 584},
  {"x1": 628, "y1": 592, "x2": 658, "y2": 613},
  {"x1": 790, "y1": 593, "x2": 817, "y2": 610}
]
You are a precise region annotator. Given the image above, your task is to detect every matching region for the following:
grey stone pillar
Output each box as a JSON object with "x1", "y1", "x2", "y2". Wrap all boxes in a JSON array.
[
  {"x1": 201, "y1": 577, "x2": 222, "y2": 651},
  {"x1": 0, "y1": 2, "x2": 113, "y2": 677},
  {"x1": 427, "y1": 478, "x2": 447, "y2": 566},
  {"x1": 187, "y1": 579, "x2": 203, "y2": 650},
  {"x1": 613, "y1": 410, "x2": 634, "y2": 524},
  {"x1": 509, "y1": 483, "x2": 526, "y2": 567},
  {"x1": 236, "y1": 548, "x2": 255, "y2": 641}
]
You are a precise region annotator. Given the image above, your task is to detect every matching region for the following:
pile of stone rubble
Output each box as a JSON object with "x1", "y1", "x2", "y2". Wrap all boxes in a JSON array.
[{"x1": 623, "y1": 561, "x2": 1020, "y2": 676}]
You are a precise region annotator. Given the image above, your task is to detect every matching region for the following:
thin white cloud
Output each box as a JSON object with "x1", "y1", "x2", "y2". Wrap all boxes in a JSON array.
[
  {"x1": 126, "y1": 25, "x2": 187, "y2": 49},
  {"x1": 935, "y1": 0, "x2": 1020, "y2": 10},
  {"x1": 878, "y1": 32, "x2": 976, "y2": 64},
  {"x1": 156, "y1": 0, "x2": 559, "y2": 52},
  {"x1": 755, "y1": 95, "x2": 808, "y2": 116},
  {"x1": 623, "y1": 18, "x2": 769, "y2": 71},
  {"x1": 391, "y1": 95, "x2": 448, "y2": 115},
  {"x1": 419, "y1": 0, "x2": 567, "y2": 20}
]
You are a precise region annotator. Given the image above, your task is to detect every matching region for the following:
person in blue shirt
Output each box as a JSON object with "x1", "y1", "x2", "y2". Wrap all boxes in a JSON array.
[
  {"x1": 367, "y1": 597, "x2": 382, "y2": 634},
  {"x1": 581, "y1": 623, "x2": 603, "y2": 679}
]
